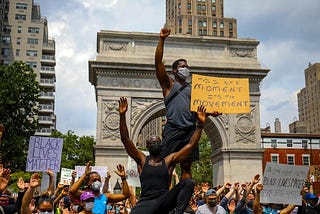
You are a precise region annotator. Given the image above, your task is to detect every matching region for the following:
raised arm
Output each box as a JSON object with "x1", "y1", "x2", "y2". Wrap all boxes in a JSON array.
[
  {"x1": 155, "y1": 28, "x2": 173, "y2": 96},
  {"x1": 0, "y1": 168, "x2": 11, "y2": 192},
  {"x1": 21, "y1": 173, "x2": 40, "y2": 214},
  {"x1": 119, "y1": 97, "x2": 145, "y2": 168},
  {"x1": 102, "y1": 171, "x2": 111, "y2": 193},
  {"x1": 252, "y1": 183, "x2": 263, "y2": 214},
  {"x1": 43, "y1": 168, "x2": 54, "y2": 197},
  {"x1": 106, "y1": 164, "x2": 130, "y2": 203},
  {"x1": 69, "y1": 161, "x2": 92, "y2": 200},
  {"x1": 168, "y1": 105, "x2": 208, "y2": 166}
]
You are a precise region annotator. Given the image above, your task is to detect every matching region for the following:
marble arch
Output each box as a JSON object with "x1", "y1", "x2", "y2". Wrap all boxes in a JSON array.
[{"x1": 89, "y1": 30, "x2": 269, "y2": 186}]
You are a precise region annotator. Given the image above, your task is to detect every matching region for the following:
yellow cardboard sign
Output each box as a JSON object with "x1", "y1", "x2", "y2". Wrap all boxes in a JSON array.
[{"x1": 191, "y1": 74, "x2": 250, "y2": 114}]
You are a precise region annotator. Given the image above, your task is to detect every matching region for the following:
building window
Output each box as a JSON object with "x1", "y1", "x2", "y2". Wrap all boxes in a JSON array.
[
  {"x1": 188, "y1": 19, "x2": 192, "y2": 26},
  {"x1": 26, "y1": 50, "x2": 38, "y2": 57},
  {"x1": 16, "y1": 3, "x2": 27, "y2": 10},
  {"x1": 271, "y1": 154, "x2": 279, "y2": 163},
  {"x1": 220, "y1": 31, "x2": 224, "y2": 37},
  {"x1": 16, "y1": 49, "x2": 20, "y2": 57},
  {"x1": 203, "y1": 21, "x2": 207, "y2": 27},
  {"x1": 17, "y1": 37, "x2": 21, "y2": 44},
  {"x1": 213, "y1": 30, "x2": 217, "y2": 36},
  {"x1": 1, "y1": 48, "x2": 10, "y2": 57},
  {"x1": 229, "y1": 23, "x2": 233, "y2": 30},
  {"x1": 179, "y1": 28, "x2": 182, "y2": 33},
  {"x1": 188, "y1": 28, "x2": 192, "y2": 34},
  {"x1": 271, "y1": 139, "x2": 277, "y2": 148},
  {"x1": 187, "y1": 3, "x2": 191, "y2": 10},
  {"x1": 287, "y1": 140, "x2": 293, "y2": 147},
  {"x1": 212, "y1": 6, "x2": 216, "y2": 11},
  {"x1": 212, "y1": 22, "x2": 217, "y2": 28},
  {"x1": 18, "y1": 26, "x2": 22, "y2": 33},
  {"x1": 287, "y1": 155, "x2": 295, "y2": 165},
  {"x1": 212, "y1": 0, "x2": 216, "y2": 2},
  {"x1": 302, "y1": 155, "x2": 310, "y2": 166},
  {"x1": 302, "y1": 140, "x2": 308, "y2": 149},
  {"x1": 220, "y1": 22, "x2": 224, "y2": 29},
  {"x1": 3, "y1": 25, "x2": 12, "y2": 33},
  {"x1": 15, "y1": 14, "x2": 26, "y2": 20},
  {"x1": 1, "y1": 36, "x2": 11, "y2": 45},
  {"x1": 178, "y1": 19, "x2": 182, "y2": 26},
  {"x1": 27, "y1": 38, "x2": 38, "y2": 45},
  {"x1": 28, "y1": 27, "x2": 40, "y2": 33},
  {"x1": 26, "y1": 61, "x2": 37, "y2": 68}
]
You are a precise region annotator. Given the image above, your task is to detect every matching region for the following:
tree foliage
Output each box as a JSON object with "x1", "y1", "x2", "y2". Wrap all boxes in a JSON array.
[
  {"x1": 50, "y1": 130, "x2": 95, "y2": 169},
  {"x1": 175, "y1": 133, "x2": 213, "y2": 185},
  {"x1": 0, "y1": 62, "x2": 40, "y2": 170},
  {"x1": 192, "y1": 133, "x2": 213, "y2": 184}
]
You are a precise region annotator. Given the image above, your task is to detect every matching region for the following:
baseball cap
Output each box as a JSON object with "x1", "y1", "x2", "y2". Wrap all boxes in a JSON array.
[
  {"x1": 205, "y1": 189, "x2": 217, "y2": 197},
  {"x1": 80, "y1": 191, "x2": 95, "y2": 201},
  {"x1": 305, "y1": 193, "x2": 317, "y2": 200}
]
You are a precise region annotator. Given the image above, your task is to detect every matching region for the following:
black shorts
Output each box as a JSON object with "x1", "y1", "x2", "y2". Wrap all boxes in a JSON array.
[{"x1": 161, "y1": 123, "x2": 199, "y2": 162}]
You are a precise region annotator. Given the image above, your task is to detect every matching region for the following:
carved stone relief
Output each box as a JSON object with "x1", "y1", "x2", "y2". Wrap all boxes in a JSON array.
[
  {"x1": 104, "y1": 41, "x2": 128, "y2": 52},
  {"x1": 131, "y1": 98, "x2": 161, "y2": 126},
  {"x1": 234, "y1": 107, "x2": 256, "y2": 144},
  {"x1": 231, "y1": 48, "x2": 254, "y2": 58},
  {"x1": 102, "y1": 100, "x2": 120, "y2": 141},
  {"x1": 97, "y1": 76, "x2": 160, "y2": 89}
]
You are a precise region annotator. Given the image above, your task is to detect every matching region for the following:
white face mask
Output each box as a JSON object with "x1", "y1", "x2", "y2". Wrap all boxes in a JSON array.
[
  {"x1": 39, "y1": 211, "x2": 54, "y2": 214},
  {"x1": 85, "y1": 202, "x2": 94, "y2": 211},
  {"x1": 91, "y1": 180, "x2": 102, "y2": 192},
  {"x1": 176, "y1": 67, "x2": 190, "y2": 80}
]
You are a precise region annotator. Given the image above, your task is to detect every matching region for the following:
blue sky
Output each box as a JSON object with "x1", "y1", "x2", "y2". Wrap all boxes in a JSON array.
[{"x1": 36, "y1": 0, "x2": 320, "y2": 136}]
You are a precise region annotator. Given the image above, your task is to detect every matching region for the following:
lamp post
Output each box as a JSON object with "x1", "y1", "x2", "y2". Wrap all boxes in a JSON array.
[
  {"x1": 113, "y1": 178, "x2": 122, "y2": 194},
  {"x1": 0, "y1": 124, "x2": 4, "y2": 164}
]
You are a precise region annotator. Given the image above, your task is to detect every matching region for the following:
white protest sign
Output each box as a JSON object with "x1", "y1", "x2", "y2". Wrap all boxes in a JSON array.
[
  {"x1": 126, "y1": 151, "x2": 149, "y2": 187},
  {"x1": 26, "y1": 136, "x2": 63, "y2": 172},
  {"x1": 75, "y1": 166, "x2": 108, "y2": 177},
  {"x1": 60, "y1": 168, "x2": 74, "y2": 185},
  {"x1": 40, "y1": 172, "x2": 56, "y2": 195},
  {"x1": 261, "y1": 162, "x2": 309, "y2": 205},
  {"x1": 127, "y1": 156, "x2": 140, "y2": 187}
]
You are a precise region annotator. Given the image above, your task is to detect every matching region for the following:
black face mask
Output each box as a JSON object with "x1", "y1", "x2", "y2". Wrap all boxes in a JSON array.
[
  {"x1": 147, "y1": 141, "x2": 162, "y2": 156},
  {"x1": 208, "y1": 199, "x2": 217, "y2": 207},
  {"x1": 247, "y1": 200, "x2": 254, "y2": 209}
]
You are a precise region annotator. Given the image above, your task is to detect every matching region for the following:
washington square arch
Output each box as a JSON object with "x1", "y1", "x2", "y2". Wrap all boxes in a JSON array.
[{"x1": 89, "y1": 30, "x2": 269, "y2": 187}]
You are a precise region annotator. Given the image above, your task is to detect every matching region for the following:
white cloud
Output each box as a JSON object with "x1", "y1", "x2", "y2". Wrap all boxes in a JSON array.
[{"x1": 73, "y1": 0, "x2": 118, "y2": 11}]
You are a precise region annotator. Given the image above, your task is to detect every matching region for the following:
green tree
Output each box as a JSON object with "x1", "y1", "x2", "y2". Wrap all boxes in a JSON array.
[
  {"x1": 175, "y1": 133, "x2": 213, "y2": 184},
  {"x1": 192, "y1": 133, "x2": 213, "y2": 184},
  {"x1": 50, "y1": 130, "x2": 95, "y2": 169},
  {"x1": 0, "y1": 62, "x2": 40, "y2": 170}
]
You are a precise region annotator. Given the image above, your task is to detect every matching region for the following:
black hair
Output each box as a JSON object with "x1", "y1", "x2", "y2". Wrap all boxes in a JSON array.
[
  {"x1": 172, "y1": 59, "x2": 187, "y2": 70},
  {"x1": 85, "y1": 171, "x2": 100, "y2": 186},
  {"x1": 37, "y1": 195, "x2": 53, "y2": 207}
]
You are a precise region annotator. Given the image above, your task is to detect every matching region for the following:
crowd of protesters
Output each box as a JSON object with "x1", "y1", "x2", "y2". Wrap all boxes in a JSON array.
[{"x1": 0, "y1": 163, "x2": 319, "y2": 213}]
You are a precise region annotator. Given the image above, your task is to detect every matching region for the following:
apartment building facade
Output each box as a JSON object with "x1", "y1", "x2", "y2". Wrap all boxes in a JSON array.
[
  {"x1": 165, "y1": 0, "x2": 237, "y2": 37},
  {"x1": 297, "y1": 63, "x2": 320, "y2": 134},
  {"x1": 261, "y1": 132, "x2": 320, "y2": 191},
  {"x1": 0, "y1": 0, "x2": 56, "y2": 136}
]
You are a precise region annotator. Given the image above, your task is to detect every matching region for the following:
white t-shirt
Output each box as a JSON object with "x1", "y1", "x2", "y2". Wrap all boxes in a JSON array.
[{"x1": 196, "y1": 204, "x2": 226, "y2": 214}]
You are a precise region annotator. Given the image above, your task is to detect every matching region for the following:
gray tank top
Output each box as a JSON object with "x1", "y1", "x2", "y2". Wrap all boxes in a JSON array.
[{"x1": 164, "y1": 81, "x2": 197, "y2": 128}]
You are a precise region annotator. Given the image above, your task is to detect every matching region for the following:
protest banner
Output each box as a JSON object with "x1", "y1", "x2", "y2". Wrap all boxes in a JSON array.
[
  {"x1": 191, "y1": 74, "x2": 250, "y2": 114},
  {"x1": 75, "y1": 166, "x2": 108, "y2": 178},
  {"x1": 127, "y1": 156, "x2": 141, "y2": 187},
  {"x1": 60, "y1": 168, "x2": 74, "y2": 185},
  {"x1": 260, "y1": 162, "x2": 309, "y2": 205},
  {"x1": 126, "y1": 151, "x2": 149, "y2": 187},
  {"x1": 40, "y1": 172, "x2": 56, "y2": 195},
  {"x1": 26, "y1": 136, "x2": 63, "y2": 172}
]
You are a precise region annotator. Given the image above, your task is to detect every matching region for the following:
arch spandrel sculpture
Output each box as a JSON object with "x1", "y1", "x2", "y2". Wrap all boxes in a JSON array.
[{"x1": 89, "y1": 30, "x2": 269, "y2": 186}]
